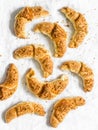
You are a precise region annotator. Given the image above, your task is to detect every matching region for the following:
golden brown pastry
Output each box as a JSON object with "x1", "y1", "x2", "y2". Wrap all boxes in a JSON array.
[
  {"x1": 34, "y1": 22, "x2": 67, "y2": 57},
  {"x1": 61, "y1": 7, "x2": 88, "y2": 48},
  {"x1": 14, "y1": 6, "x2": 49, "y2": 38},
  {"x1": 26, "y1": 69, "x2": 68, "y2": 100},
  {"x1": 60, "y1": 61, "x2": 94, "y2": 92},
  {"x1": 14, "y1": 45, "x2": 53, "y2": 78},
  {"x1": 5, "y1": 102, "x2": 45, "y2": 123},
  {"x1": 50, "y1": 96, "x2": 85, "y2": 127},
  {"x1": 0, "y1": 64, "x2": 18, "y2": 100},
  {"x1": 13, "y1": 45, "x2": 34, "y2": 59}
]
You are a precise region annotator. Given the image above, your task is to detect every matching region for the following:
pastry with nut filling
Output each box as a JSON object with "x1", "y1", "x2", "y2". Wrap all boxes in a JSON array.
[
  {"x1": 50, "y1": 96, "x2": 85, "y2": 127},
  {"x1": 61, "y1": 7, "x2": 88, "y2": 48},
  {"x1": 26, "y1": 69, "x2": 68, "y2": 100},
  {"x1": 34, "y1": 22, "x2": 67, "y2": 57},
  {"x1": 14, "y1": 6, "x2": 49, "y2": 38},
  {"x1": 5, "y1": 102, "x2": 45, "y2": 123},
  {"x1": 0, "y1": 64, "x2": 18, "y2": 100},
  {"x1": 14, "y1": 45, "x2": 53, "y2": 78},
  {"x1": 60, "y1": 60, "x2": 94, "y2": 92}
]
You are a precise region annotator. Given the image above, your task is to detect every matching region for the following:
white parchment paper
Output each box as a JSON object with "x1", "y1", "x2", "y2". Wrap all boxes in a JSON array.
[{"x1": 0, "y1": 0, "x2": 98, "y2": 130}]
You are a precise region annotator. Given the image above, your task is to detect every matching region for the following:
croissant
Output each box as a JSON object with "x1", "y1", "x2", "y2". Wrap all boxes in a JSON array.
[
  {"x1": 60, "y1": 61, "x2": 94, "y2": 92},
  {"x1": 0, "y1": 64, "x2": 18, "y2": 100},
  {"x1": 34, "y1": 22, "x2": 67, "y2": 57},
  {"x1": 14, "y1": 45, "x2": 53, "y2": 78},
  {"x1": 61, "y1": 7, "x2": 88, "y2": 48},
  {"x1": 26, "y1": 69, "x2": 69, "y2": 100},
  {"x1": 5, "y1": 102, "x2": 45, "y2": 123},
  {"x1": 50, "y1": 96, "x2": 85, "y2": 127},
  {"x1": 14, "y1": 6, "x2": 49, "y2": 38}
]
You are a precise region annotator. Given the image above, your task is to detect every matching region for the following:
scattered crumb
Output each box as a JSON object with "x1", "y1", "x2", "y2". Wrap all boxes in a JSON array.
[{"x1": 66, "y1": 24, "x2": 70, "y2": 27}]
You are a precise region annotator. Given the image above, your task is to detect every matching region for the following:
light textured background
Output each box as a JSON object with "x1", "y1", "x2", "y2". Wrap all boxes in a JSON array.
[{"x1": 0, "y1": 0, "x2": 98, "y2": 130}]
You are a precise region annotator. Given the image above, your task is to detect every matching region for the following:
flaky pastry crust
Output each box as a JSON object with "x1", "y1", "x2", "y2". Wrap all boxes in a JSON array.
[
  {"x1": 14, "y1": 45, "x2": 53, "y2": 78},
  {"x1": 0, "y1": 64, "x2": 18, "y2": 100},
  {"x1": 34, "y1": 22, "x2": 67, "y2": 57},
  {"x1": 61, "y1": 7, "x2": 88, "y2": 48},
  {"x1": 50, "y1": 96, "x2": 85, "y2": 127},
  {"x1": 60, "y1": 61, "x2": 94, "y2": 92},
  {"x1": 5, "y1": 102, "x2": 45, "y2": 123},
  {"x1": 14, "y1": 6, "x2": 49, "y2": 38},
  {"x1": 26, "y1": 69, "x2": 69, "y2": 100}
]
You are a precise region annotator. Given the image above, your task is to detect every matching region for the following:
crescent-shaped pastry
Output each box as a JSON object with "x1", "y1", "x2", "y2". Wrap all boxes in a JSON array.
[
  {"x1": 0, "y1": 64, "x2": 18, "y2": 100},
  {"x1": 34, "y1": 22, "x2": 67, "y2": 57},
  {"x1": 60, "y1": 61, "x2": 94, "y2": 92},
  {"x1": 5, "y1": 102, "x2": 45, "y2": 123},
  {"x1": 61, "y1": 7, "x2": 88, "y2": 48},
  {"x1": 14, "y1": 6, "x2": 49, "y2": 38},
  {"x1": 13, "y1": 45, "x2": 53, "y2": 78},
  {"x1": 26, "y1": 69, "x2": 68, "y2": 100},
  {"x1": 50, "y1": 96, "x2": 85, "y2": 127}
]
